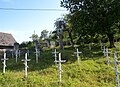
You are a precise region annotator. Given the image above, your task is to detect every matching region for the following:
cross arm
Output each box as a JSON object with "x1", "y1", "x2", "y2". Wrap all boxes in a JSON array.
[
  {"x1": 1, "y1": 58, "x2": 8, "y2": 60},
  {"x1": 54, "y1": 60, "x2": 66, "y2": 63},
  {"x1": 74, "y1": 52, "x2": 82, "y2": 54},
  {"x1": 52, "y1": 52, "x2": 59, "y2": 54},
  {"x1": 21, "y1": 59, "x2": 31, "y2": 62}
]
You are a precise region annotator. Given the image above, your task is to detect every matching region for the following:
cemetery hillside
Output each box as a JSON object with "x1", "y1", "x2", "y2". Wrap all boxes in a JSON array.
[
  {"x1": 0, "y1": 41, "x2": 120, "y2": 87},
  {"x1": 0, "y1": 0, "x2": 120, "y2": 87}
]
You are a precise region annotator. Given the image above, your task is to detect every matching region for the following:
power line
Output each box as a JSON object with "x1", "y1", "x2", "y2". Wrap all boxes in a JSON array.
[{"x1": 0, "y1": 7, "x2": 67, "y2": 11}]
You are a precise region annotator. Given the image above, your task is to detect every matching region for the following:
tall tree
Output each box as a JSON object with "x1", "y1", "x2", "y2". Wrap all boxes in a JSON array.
[
  {"x1": 40, "y1": 30, "x2": 49, "y2": 40},
  {"x1": 63, "y1": 14, "x2": 74, "y2": 47},
  {"x1": 40, "y1": 29, "x2": 50, "y2": 47},
  {"x1": 30, "y1": 33, "x2": 39, "y2": 41},
  {"x1": 61, "y1": 0, "x2": 120, "y2": 47},
  {"x1": 54, "y1": 18, "x2": 66, "y2": 50}
]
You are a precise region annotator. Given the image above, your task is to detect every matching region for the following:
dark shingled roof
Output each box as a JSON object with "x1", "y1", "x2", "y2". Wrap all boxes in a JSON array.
[{"x1": 0, "y1": 32, "x2": 16, "y2": 46}]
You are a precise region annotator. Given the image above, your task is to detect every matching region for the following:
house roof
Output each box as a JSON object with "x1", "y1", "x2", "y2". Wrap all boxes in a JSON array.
[{"x1": 0, "y1": 32, "x2": 16, "y2": 46}]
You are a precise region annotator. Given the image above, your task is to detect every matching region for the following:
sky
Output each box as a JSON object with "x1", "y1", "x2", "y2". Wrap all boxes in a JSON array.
[{"x1": 0, "y1": 0, "x2": 68, "y2": 43}]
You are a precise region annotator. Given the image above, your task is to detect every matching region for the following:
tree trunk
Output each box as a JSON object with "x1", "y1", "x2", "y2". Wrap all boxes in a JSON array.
[
  {"x1": 59, "y1": 34, "x2": 64, "y2": 50},
  {"x1": 68, "y1": 31, "x2": 74, "y2": 47},
  {"x1": 107, "y1": 33, "x2": 115, "y2": 48}
]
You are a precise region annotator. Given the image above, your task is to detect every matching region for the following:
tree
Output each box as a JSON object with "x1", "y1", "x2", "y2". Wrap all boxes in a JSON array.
[
  {"x1": 54, "y1": 18, "x2": 66, "y2": 50},
  {"x1": 30, "y1": 33, "x2": 39, "y2": 41},
  {"x1": 61, "y1": 0, "x2": 120, "y2": 47},
  {"x1": 63, "y1": 14, "x2": 74, "y2": 47},
  {"x1": 40, "y1": 29, "x2": 50, "y2": 47},
  {"x1": 40, "y1": 30, "x2": 49, "y2": 40}
]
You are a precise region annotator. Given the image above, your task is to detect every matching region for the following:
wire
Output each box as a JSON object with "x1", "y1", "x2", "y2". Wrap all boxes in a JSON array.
[{"x1": 0, "y1": 7, "x2": 67, "y2": 11}]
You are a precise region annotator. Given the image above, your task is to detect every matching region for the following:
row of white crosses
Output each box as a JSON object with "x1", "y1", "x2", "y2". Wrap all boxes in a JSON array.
[
  {"x1": 52, "y1": 49, "x2": 66, "y2": 83},
  {"x1": 99, "y1": 41, "x2": 120, "y2": 87},
  {"x1": 74, "y1": 48, "x2": 82, "y2": 65},
  {"x1": 100, "y1": 41, "x2": 111, "y2": 65},
  {"x1": 100, "y1": 41, "x2": 120, "y2": 87},
  {"x1": 11, "y1": 49, "x2": 18, "y2": 59},
  {"x1": 18, "y1": 49, "x2": 29, "y2": 58},
  {"x1": 1, "y1": 51, "x2": 30, "y2": 78},
  {"x1": 12, "y1": 49, "x2": 29, "y2": 63}
]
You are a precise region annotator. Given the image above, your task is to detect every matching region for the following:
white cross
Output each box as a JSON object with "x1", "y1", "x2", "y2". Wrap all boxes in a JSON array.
[
  {"x1": 18, "y1": 50, "x2": 21, "y2": 58},
  {"x1": 1, "y1": 52, "x2": 8, "y2": 74},
  {"x1": 113, "y1": 52, "x2": 120, "y2": 87},
  {"x1": 104, "y1": 48, "x2": 110, "y2": 66},
  {"x1": 54, "y1": 53, "x2": 66, "y2": 83},
  {"x1": 52, "y1": 49, "x2": 59, "y2": 64},
  {"x1": 74, "y1": 48, "x2": 82, "y2": 65},
  {"x1": 34, "y1": 48, "x2": 39, "y2": 63},
  {"x1": 15, "y1": 50, "x2": 18, "y2": 63},
  {"x1": 21, "y1": 53, "x2": 31, "y2": 78},
  {"x1": 102, "y1": 46, "x2": 106, "y2": 56}
]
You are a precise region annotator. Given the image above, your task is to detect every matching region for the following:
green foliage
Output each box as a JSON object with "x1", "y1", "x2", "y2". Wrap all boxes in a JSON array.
[
  {"x1": 30, "y1": 33, "x2": 39, "y2": 41},
  {"x1": 61, "y1": 0, "x2": 120, "y2": 47},
  {"x1": 20, "y1": 41, "x2": 34, "y2": 50},
  {"x1": 40, "y1": 29, "x2": 49, "y2": 40}
]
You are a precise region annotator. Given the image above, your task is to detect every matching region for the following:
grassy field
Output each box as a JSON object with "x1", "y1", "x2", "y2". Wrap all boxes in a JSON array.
[{"x1": 0, "y1": 42, "x2": 120, "y2": 87}]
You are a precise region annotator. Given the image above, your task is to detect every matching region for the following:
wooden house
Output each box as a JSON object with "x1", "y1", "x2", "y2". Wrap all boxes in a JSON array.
[{"x1": 0, "y1": 32, "x2": 16, "y2": 49}]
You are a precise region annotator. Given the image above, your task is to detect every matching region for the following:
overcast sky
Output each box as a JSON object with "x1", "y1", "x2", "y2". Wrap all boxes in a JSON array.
[{"x1": 0, "y1": 0, "x2": 68, "y2": 43}]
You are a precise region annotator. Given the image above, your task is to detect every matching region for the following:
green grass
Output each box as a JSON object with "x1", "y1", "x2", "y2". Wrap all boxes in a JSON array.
[{"x1": 0, "y1": 42, "x2": 120, "y2": 87}]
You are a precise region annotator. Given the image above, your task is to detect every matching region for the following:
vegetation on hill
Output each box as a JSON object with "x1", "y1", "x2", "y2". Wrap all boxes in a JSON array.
[{"x1": 0, "y1": 42, "x2": 120, "y2": 87}]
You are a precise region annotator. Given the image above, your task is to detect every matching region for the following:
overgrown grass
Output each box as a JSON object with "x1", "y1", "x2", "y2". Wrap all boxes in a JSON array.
[{"x1": 0, "y1": 42, "x2": 120, "y2": 87}]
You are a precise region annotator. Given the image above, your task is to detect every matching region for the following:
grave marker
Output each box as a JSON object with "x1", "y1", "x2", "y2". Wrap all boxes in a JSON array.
[
  {"x1": 52, "y1": 49, "x2": 59, "y2": 64},
  {"x1": 74, "y1": 48, "x2": 82, "y2": 65},
  {"x1": 89, "y1": 43, "x2": 91, "y2": 50},
  {"x1": 18, "y1": 50, "x2": 21, "y2": 58},
  {"x1": 104, "y1": 48, "x2": 110, "y2": 66},
  {"x1": 102, "y1": 46, "x2": 106, "y2": 56},
  {"x1": 34, "y1": 48, "x2": 40, "y2": 63},
  {"x1": 32, "y1": 36, "x2": 40, "y2": 63},
  {"x1": 21, "y1": 53, "x2": 31, "y2": 78},
  {"x1": 100, "y1": 40, "x2": 103, "y2": 50},
  {"x1": 113, "y1": 52, "x2": 120, "y2": 87},
  {"x1": 54, "y1": 53, "x2": 66, "y2": 83},
  {"x1": 15, "y1": 50, "x2": 18, "y2": 63},
  {"x1": 1, "y1": 52, "x2": 8, "y2": 73},
  {"x1": 14, "y1": 42, "x2": 19, "y2": 63}
]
